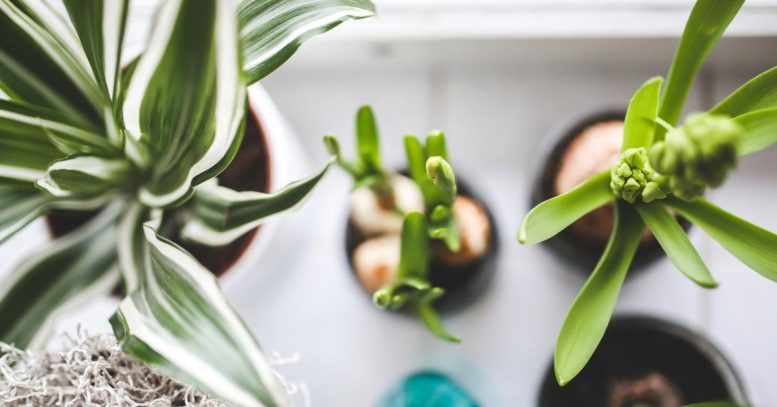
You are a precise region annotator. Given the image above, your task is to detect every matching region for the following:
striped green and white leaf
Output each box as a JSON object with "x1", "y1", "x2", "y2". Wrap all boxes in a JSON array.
[
  {"x1": 0, "y1": 206, "x2": 118, "y2": 349},
  {"x1": 238, "y1": 0, "x2": 375, "y2": 85},
  {"x1": 122, "y1": 0, "x2": 245, "y2": 208},
  {"x1": 36, "y1": 155, "x2": 132, "y2": 199},
  {"x1": 63, "y1": 0, "x2": 128, "y2": 105},
  {"x1": 111, "y1": 220, "x2": 288, "y2": 407},
  {"x1": 182, "y1": 160, "x2": 332, "y2": 246},
  {"x1": 0, "y1": 187, "x2": 54, "y2": 244},
  {"x1": 0, "y1": 0, "x2": 105, "y2": 127}
]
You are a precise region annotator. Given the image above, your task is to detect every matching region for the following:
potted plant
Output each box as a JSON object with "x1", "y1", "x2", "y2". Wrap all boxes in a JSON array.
[
  {"x1": 325, "y1": 106, "x2": 499, "y2": 342},
  {"x1": 519, "y1": 0, "x2": 777, "y2": 388},
  {"x1": 538, "y1": 316, "x2": 748, "y2": 407},
  {"x1": 528, "y1": 109, "x2": 691, "y2": 272},
  {"x1": 0, "y1": 0, "x2": 373, "y2": 406}
]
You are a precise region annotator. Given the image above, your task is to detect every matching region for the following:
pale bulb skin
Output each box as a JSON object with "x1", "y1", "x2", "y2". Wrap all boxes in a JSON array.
[
  {"x1": 353, "y1": 234, "x2": 400, "y2": 293},
  {"x1": 349, "y1": 174, "x2": 424, "y2": 236},
  {"x1": 434, "y1": 196, "x2": 492, "y2": 266}
]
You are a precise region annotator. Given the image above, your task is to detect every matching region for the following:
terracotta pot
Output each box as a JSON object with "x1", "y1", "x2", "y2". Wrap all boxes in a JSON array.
[{"x1": 538, "y1": 316, "x2": 748, "y2": 407}]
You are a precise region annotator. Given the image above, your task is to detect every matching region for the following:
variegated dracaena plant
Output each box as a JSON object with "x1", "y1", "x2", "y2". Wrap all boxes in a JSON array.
[
  {"x1": 518, "y1": 0, "x2": 777, "y2": 387},
  {"x1": 0, "y1": 0, "x2": 373, "y2": 405}
]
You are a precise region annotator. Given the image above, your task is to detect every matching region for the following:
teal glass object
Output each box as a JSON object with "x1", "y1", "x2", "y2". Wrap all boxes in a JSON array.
[{"x1": 378, "y1": 371, "x2": 479, "y2": 407}]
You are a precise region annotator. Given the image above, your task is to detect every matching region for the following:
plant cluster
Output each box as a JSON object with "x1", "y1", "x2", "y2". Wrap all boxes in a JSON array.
[
  {"x1": 326, "y1": 105, "x2": 485, "y2": 342},
  {"x1": 0, "y1": 0, "x2": 373, "y2": 406},
  {"x1": 519, "y1": 0, "x2": 777, "y2": 387}
]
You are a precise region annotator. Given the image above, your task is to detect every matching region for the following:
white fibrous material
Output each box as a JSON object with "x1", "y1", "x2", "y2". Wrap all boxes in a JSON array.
[{"x1": 0, "y1": 332, "x2": 310, "y2": 407}]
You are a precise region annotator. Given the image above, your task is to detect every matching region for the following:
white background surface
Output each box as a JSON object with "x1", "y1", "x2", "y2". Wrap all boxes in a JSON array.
[{"x1": 2, "y1": 1, "x2": 777, "y2": 406}]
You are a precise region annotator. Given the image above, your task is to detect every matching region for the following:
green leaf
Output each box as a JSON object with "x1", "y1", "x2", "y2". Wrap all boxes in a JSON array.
[
  {"x1": 238, "y1": 0, "x2": 374, "y2": 85},
  {"x1": 518, "y1": 170, "x2": 612, "y2": 245},
  {"x1": 404, "y1": 134, "x2": 447, "y2": 208},
  {"x1": 398, "y1": 212, "x2": 429, "y2": 280},
  {"x1": 711, "y1": 66, "x2": 777, "y2": 117},
  {"x1": 121, "y1": 0, "x2": 245, "y2": 208},
  {"x1": 63, "y1": 0, "x2": 128, "y2": 104},
  {"x1": 413, "y1": 301, "x2": 460, "y2": 343},
  {"x1": 665, "y1": 197, "x2": 777, "y2": 282},
  {"x1": 555, "y1": 201, "x2": 644, "y2": 386},
  {"x1": 0, "y1": 186, "x2": 54, "y2": 244},
  {"x1": 111, "y1": 220, "x2": 288, "y2": 407},
  {"x1": 355, "y1": 104, "x2": 383, "y2": 174},
  {"x1": 656, "y1": 0, "x2": 744, "y2": 141},
  {"x1": 36, "y1": 155, "x2": 131, "y2": 199},
  {"x1": 426, "y1": 130, "x2": 448, "y2": 161},
  {"x1": 635, "y1": 202, "x2": 717, "y2": 288},
  {"x1": 623, "y1": 76, "x2": 663, "y2": 150},
  {"x1": 0, "y1": 0, "x2": 105, "y2": 125},
  {"x1": 0, "y1": 205, "x2": 118, "y2": 349},
  {"x1": 182, "y1": 160, "x2": 332, "y2": 246},
  {"x1": 731, "y1": 108, "x2": 777, "y2": 155}
]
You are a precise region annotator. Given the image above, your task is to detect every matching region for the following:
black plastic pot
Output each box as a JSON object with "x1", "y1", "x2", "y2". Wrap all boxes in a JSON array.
[
  {"x1": 345, "y1": 172, "x2": 499, "y2": 314},
  {"x1": 538, "y1": 316, "x2": 748, "y2": 407},
  {"x1": 530, "y1": 110, "x2": 688, "y2": 273}
]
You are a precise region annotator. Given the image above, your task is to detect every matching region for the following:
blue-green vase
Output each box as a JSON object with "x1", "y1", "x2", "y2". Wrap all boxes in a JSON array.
[{"x1": 378, "y1": 371, "x2": 479, "y2": 407}]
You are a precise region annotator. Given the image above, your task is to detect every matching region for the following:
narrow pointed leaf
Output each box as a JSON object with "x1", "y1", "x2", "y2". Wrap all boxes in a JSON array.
[
  {"x1": 0, "y1": 187, "x2": 53, "y2": 244},
  {"x1": 413, "y1": 301, "x2": 460, "y2": 343},
  {"x1": 398, "y1": 212, "x2": 429, "y2": 280},
  {"x1": 635, "y1": 203, "x2": 717, "y2": 287},
  {"x1": 182, "y1": 160, "x2": 332, "y2": 246},
  {"x1": 665, "y1": 197, "x2": 777, "y2": 282},
  {"x1": 404, "y1": 134, "x2": 446, "y2": 207},
  {"x1": 111, "y1": 221, "x2": 288, "y2": 407},
  {"x1": 63, "y1": 0, "x2": 128, "y2": 103},
  {"x1": 519, "y1": 171, "x2": 612, "y2": 245},
  {"x1": 238, "y1": 0, "x2": 375, "y2": 85},
  {"x1": 555, "y1": 202, "x2": 644, "y2": 386},
  {"x1": 0, "y1": 102, "x2": 63, "y2": 185},
  {"x1": 117, "y1": 202, "x2": 151, "y2": 293},
  {"x1": 712, "y1": 66, "x2": 777, "y2": 117},
  {"x1": 122, "y1": 0, "x2": 245, "y2": 208},
  {"x1": 356, "y1": 105, "x2": 382, "y2": 174},
  {"x1": 426, "y1": 130, "x2": 448, "y2": 161},
  {"x1": 656, "y1": 0, "x2": 744, "y2": 141},
  {"x1": 622, "y1": 76, "x2": 662, "y2": 150},
  {"x1": 731, "y1": 108, "x2": 777, "y2": 155},
  {"x1": 0, "y1": 0, "x2": 105, "y2": 125},
  {"x1": 0, "y1": 206, "x2": 118, "y2": 349}
]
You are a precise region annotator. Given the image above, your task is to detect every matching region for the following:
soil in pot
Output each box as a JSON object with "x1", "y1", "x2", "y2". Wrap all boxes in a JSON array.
[
  {"x1": 538, "y1": 316, "x2": 748, "y2": 407},
  {"x1": 345, "y1": 172, "x2": 499, "y2": 313},
  {"x1": 46, "y1": 107, "x2": 271, "y2": 278},
  {"x1": 531, "y1": 110, "x2": 688, "y2": 272}
]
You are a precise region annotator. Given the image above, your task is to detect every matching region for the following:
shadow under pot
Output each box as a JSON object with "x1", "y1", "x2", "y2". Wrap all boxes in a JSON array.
[
  {"x1": 531, "y1": 110, "x2": 689, "y2": 273},
  {"x1": 538, "y1": 316, "x2": 748, "y2": 407},
  {"x1": 46, "y1": 105, "x2": 271, "y2": 282},
  {"x1": 345, "y1": 172, "x2": 499, "y2": 313}
]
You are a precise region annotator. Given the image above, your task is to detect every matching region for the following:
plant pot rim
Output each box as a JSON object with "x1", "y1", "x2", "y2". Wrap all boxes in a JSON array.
[{"x1": 538, "y1": 314, "x2": 749, "y2": 406}]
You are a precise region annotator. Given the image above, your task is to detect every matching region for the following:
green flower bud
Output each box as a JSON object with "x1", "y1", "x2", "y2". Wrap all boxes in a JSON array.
[
  {"x1": 610, "y1": 148, "x2": 668, "y2": 203},
  {"x1": 426, "y1": 156, "x2": 457, "y2": 202},
  {"x1": 649, "y1": 113, "x2": 741, "y2": 200}
]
